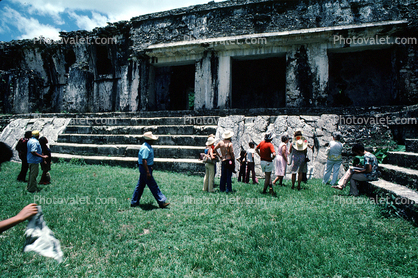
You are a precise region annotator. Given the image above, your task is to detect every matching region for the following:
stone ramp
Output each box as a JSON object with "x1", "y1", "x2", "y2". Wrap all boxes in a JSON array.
[
  {"x1": 369, "y1": 179, "x2": 418, "y2": 204},
  {"x1": 366, "y1": 141, "x2": 418, "y2": 223},
  {"x1": 50, "y1": 116, "x2": 218, "y2": 175}
]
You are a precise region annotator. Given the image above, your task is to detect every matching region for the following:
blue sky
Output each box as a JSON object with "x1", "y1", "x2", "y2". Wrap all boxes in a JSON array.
[{"x1": 0, "y1": 0, "x2": 221, "y2": 42}]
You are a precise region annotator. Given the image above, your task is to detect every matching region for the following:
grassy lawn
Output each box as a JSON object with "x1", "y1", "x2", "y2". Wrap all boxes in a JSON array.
[{"x1": 1, "y1": 161, "x2": 417, "y2": 277}]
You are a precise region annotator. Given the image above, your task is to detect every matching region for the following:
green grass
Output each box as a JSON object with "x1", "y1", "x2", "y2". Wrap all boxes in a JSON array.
[{"x1": 1, "y1": 162, "x2": 417, "y2": 277}]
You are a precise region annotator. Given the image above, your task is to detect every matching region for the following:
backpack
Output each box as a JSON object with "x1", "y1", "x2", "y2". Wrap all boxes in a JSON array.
[{"x1": 16, "y1": 137, "x2": 29, "y2": 154}]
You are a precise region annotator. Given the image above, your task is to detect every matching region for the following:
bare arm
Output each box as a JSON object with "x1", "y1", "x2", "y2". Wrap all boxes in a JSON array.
[
  {"x1": 31, "y1": 151, "x2": 47, "y2": 159},
  {"x1": 0, "y1": 204, "x2": 38, "y2": 233},
  {"x1": 143, "y1": 159, "x2": 151, "y2": 179},
  {"x1": 282, "y1": 145, "x2": 288, "y2": 163}
]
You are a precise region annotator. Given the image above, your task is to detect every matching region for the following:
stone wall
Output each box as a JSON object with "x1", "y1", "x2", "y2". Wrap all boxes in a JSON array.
[
  {"x1": 0, "y1": 118, "x2": 71, "y2": 160},
  {"x1": 0, "y1": 0, "x2": 417, "y2": 114}
]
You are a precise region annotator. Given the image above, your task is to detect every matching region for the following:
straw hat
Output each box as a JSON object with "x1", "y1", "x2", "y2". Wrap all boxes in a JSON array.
[
  {"x1": 293, "y1": 136, "x2": 308, "y2": 151},
  {"x1": 143, "y1": 131, "x2": 158, "y2": 141},
  {"x1": 206, "y1": 137, "x2": 216, "y2": 146},
  {"x1": 32, "y1": 130, "x2": 40, "y2": 137},
  {"x1": 222, "y1": 130, "x2": 234, "y2": 140}
]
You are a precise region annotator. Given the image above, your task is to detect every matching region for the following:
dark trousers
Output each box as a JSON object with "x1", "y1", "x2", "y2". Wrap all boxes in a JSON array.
[
  {"x1": 220, "y1": 161, "x2": 233, "y2": 193},
  {"x1": 17, "y1": 156, "x2": 29, "y2": 181},
  {"x1": 237, "y1": 163, "x2": 246, "y2": 182},
  {"x1": 131, "y1": 165, "x2": 167, "y2": 206},
  {"x1": 245, "y1": 162, "x2": 258, "y2": 184}
]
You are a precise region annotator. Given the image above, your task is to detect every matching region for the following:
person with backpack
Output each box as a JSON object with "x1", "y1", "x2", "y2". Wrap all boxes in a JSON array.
[{"x1": 16, "y1": 131, "x2": 32, "y2": 182}]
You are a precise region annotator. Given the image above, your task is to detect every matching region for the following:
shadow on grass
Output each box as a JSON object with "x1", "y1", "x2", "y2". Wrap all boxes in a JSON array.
[{"x1": 138, "y1": 203, "x2": 160, "y2": 211}]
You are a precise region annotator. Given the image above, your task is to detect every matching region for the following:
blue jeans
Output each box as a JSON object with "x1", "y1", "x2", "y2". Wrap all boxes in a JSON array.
[
  {"x1": 131, "y1": 165, "x2": 167, "y2": 206},
  {"x1": 220, "y1": 161, "x2": 233, "y2": 193}
]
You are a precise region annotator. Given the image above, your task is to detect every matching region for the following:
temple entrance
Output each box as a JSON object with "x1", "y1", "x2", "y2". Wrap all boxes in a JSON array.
[
  {"x1": 154, "y1": 64, "x2": 195, "y2": 110},
  {"x1": 231, "y1": 56, "x2": 286, "y2": 109},
  {"x1": 327, "y1": 48, "x2": 396, "y2": 107}
]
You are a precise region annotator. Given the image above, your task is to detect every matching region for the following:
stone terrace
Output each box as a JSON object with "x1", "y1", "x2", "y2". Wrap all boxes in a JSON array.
[{"x1": 50, "y1": 115, "x2": 218, "y2": 175}]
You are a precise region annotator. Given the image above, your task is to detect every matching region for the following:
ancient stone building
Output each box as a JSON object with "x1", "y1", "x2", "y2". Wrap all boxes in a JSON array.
[{"x1": 0, "y1": 0, "x2": 417, "y2": 114}]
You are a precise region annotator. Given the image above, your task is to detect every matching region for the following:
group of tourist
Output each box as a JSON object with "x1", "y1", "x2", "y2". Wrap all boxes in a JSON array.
[
  {"x1": 15, "y1": 130, "x2": 51, "y2": 192},
  {"x1": 202, "y1": 130, "x2": 379, "y2": 196}
]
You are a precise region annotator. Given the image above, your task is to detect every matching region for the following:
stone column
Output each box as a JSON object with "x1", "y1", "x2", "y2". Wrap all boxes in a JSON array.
[
  {"x1": 285, "y1": 46, "x2": 301, "y2": 107},
  {"x1": 194, "y1": 52, "x2": 214, "y2": 110},
  {"x1": 307, "y1": 43, "x2": 329, "y2": 106},
  {"x1": 217, "y1": 55, "x2": 231, "y2": 109}
]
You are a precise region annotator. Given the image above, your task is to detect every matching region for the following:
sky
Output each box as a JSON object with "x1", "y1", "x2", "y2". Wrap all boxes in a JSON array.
[{"x1": 0, "y1": 0, "x2": 222, "y2": 42}]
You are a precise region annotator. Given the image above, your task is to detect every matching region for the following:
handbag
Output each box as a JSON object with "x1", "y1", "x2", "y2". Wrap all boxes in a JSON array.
[{"x1": 199, "y1": 153, "x2": 205, "y2": 161}]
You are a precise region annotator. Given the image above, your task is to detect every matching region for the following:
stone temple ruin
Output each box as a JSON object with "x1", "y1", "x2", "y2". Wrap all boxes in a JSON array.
[{"x1": 0, "y1": 0, "x2": 418, "y2": 190}]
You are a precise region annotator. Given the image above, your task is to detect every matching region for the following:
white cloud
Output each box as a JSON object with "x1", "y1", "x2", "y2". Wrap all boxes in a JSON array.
[
  {"x1": 1, "y1": 6, "x2": 61, "y2": 40},
  {"x1": 9, "y1": 0, "x2": 222, "y2": 24},
  {"x1": 2, "y1": 0, "x2": 225, "y2": 41},
  {"x1": 68, "y1": 11, "x2": 110, "y2": 31}
]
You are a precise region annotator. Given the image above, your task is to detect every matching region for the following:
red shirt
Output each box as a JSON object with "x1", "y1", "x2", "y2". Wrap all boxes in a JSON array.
[{"x1": 256, "y1": 141, "x2": 275, "y2": 162}]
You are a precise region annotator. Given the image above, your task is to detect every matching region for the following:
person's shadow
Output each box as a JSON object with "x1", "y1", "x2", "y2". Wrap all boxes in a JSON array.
[{"x1": 138, "y1": 203, "x2": 160, "y2": 211}]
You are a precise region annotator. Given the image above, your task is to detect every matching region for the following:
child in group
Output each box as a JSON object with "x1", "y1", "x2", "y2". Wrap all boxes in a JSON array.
[
  {"x1": 237, "y1": 149, "x2": 247, "y2": 182},
  {"x1": 38, "y1": 137, "x2": 51, "y2": 185},
  {"x1": 245, "y1": 142, "x2": 258, "y2": 184}
]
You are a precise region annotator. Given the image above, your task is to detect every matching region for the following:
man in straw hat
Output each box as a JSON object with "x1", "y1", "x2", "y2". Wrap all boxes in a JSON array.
[
  {"x1": 131, "y1": 132, "x2": 170, "y2": 208},
  {"x1": 255, "y1": 133, "x2": 276, "y2": 195},
  {"x1": 214, "y1": 130, "x2": 235, "y2": 193},
  {"x1": 27, "y1": 130, "x2": 48, "y2": 193}
]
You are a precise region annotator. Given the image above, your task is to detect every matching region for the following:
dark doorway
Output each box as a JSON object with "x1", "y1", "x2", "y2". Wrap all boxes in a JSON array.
[
  {"x1": 154, "y1": 64, "x2": 195, "y2": 110},
  {"x1": 231, "y1": 56, "x2": 286, "y2": 109},
  {"x1": 327, "y1": 48, "x2": 396, "y2": 107}
]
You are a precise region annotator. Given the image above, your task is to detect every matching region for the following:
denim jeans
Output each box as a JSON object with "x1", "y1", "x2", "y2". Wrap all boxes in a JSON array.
[
  {"x1": 131, "y1": 165, "x2": 167, "y2": 206},
  {"x1": 220, "y1": 161, "x2": 233, "y2": 193}
]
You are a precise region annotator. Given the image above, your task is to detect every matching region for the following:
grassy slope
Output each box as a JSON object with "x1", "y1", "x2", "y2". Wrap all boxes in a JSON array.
[{"x1": 0, "y1": 162, "x2": 417, "y2": 277}]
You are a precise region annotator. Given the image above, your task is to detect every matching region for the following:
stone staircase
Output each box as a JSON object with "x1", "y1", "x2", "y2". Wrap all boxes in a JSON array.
[
  {"x1": 50, "y1": 116, "x2": 219, "y2": 174},
  {"x1": 367, "y1": 139, "x2": 418, "y2": 223}
]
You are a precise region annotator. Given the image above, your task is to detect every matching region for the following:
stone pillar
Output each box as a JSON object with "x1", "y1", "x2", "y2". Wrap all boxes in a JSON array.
[
  {"x1": 194, "y1": 52, "x2": 214, "y2": 110},
  {"x1": 307, "y1": 44, "x2": 329, "y2": 106},
  {"x1": 217, "y1": 55, "x2": 231, "y2": 109},
  {"x1": 285, "y1": 46, "x2": 301, "y2": 107},
  {"x1": 138, "y1": 59, "x2": 154, "y2": 111}
]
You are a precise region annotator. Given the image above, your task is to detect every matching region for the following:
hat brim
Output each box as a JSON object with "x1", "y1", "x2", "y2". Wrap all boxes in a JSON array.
[
  {"x1": 144, "y1": 135, "x2": 158, "y2": 140},
  {"x1": 293, "y1": 137, "x2": 308, "y2": 151},
  {"x1": 222, "y1": 131, "x2": 234, "y2": 139}
]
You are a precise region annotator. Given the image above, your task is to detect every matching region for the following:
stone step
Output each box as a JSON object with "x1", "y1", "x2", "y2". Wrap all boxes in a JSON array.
[
  {"x1": 379, "y1": 164, "x2": 418, "y2": 191},
  {"x1": 52, "y1": 153, "x2": 205, "y2": 174},
  {"x1": 50, "y1": 143, "x2": 203, "y2": 159},
  {"x1": 368, "y1": 179, "x2": 418, "y2": 205},
  {"x1": 57, "y1": 134, "x2": 208, "y2": 146},
  {"x1": 406, "y1": 139, "x2": 418, "y2": 153},
  {"x1": 68, "y1": 116, "x2": 220, "y2": 127},
  {"x1": 64, "y1": 125, "x2": 217, "y2": 135},
  {"x1": 386, "y1": 151, "x2": 418, "y2": 170}
]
